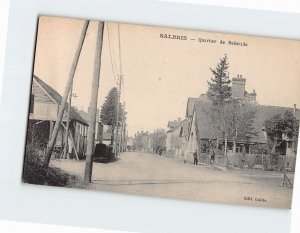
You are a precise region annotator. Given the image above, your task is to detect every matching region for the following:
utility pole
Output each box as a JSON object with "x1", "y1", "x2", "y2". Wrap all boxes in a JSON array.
[
  {"x1": 44, "y1": 20, "x2": 89, "y2": 168},
  {"x1": 84, "y1": 21, "x2": 105, "y2": 183},
  {"x1": 118, "y1": 102, "x2": 125, "y2": 154},
  {"x1": 114, "y1": 76, "x2": 122, "y2": 157},
  {"x1": 114, "y1": 24, "x2": 123, "y2": 157},
  {"x1": 63, "y1": 80, "x2": 73, "y2": 159}
]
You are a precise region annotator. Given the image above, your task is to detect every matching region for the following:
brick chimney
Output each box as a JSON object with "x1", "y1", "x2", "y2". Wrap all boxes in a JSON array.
[{"x1": 232, "y1": 74, "x2": 246, "y2": 98}]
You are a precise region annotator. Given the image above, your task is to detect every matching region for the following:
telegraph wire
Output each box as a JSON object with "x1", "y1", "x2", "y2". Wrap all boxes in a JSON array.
[
  {"x1": 117, "y1": 23, "x2": 123, "y2": 77},
  {"x1": 106, "y1": 23, "x2": 118, "y2": 85}
]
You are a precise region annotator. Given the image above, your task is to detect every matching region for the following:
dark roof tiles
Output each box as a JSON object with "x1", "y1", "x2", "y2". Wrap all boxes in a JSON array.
[{"x1": 193, "y1": 101, "x2": 300, "y2": 144}]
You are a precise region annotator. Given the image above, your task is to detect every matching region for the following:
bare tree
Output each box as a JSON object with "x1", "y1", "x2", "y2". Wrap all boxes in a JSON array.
[{"x1": 222, "y1": 101, "x2": 257, "y2": 156}]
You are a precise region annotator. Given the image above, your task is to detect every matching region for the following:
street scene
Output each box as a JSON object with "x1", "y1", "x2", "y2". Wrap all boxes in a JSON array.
[
  {"x1": 22, "y1": 16, "x2": 300, "y2": 209},
  {"x1": 52, "y1": 151, "x2": 293, "y2": 208}
]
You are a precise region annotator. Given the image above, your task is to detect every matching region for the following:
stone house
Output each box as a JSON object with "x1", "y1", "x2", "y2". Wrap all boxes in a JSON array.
[{"x1": 184, "y1": 75, "x2": 300, "y2": 162}]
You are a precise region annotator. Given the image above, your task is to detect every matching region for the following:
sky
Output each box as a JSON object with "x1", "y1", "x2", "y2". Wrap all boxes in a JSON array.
[{"x1": 33, "y1": 16, "x2": 300, "y2": 136}]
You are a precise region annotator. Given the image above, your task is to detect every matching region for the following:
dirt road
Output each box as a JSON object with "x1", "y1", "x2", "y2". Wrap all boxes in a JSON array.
[{"x1": 52, "y1": 151, "x2": 293, "y2": 208}]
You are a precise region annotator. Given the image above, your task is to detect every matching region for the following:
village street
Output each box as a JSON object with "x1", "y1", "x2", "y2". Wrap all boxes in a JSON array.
[{"x1": 52, "y1": 151, "x2": 293, "y2": 208}]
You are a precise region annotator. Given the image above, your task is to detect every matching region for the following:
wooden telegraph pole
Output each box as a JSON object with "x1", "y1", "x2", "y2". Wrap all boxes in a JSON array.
[
  {"x1": 84, "y1": 21, "x2": 105, "y2": 183},
  {"x1": 63, "y1": 80, "x2": 73, "y2": 159},
  {"x1": 114, "y1": 77, "x2": 122, "y2": 157},
  {"x1": 118, "y1": 102, "x2": 125, "y2": 153},
  {"x1": 114, "y1": 24, "x2": 123, "y2": 157},
  {"x1": 44, "y1": 21, "x2": 89, "y2": 168}
]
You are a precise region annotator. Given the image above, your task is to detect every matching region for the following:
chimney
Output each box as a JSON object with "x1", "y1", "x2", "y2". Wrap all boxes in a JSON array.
[
  {"x1": 294, "y1": 104, "x2": 297, "y2": 114},
  {"x1": 232, "y1": 74, "x2": 246, "y2": 98},
  {"x1": 177, "y1": 117, "x2": 181, "y2": 122}
]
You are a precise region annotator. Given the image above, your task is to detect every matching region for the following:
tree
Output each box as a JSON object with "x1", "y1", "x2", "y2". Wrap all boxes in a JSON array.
[
  {"x1": 150, "y1": 129, "x2": 167, "y2": 153},
  {"x1": 264, "y1": 110, "x2": 299, "y2": 154},
  {"x1": 223, "y1": 100, "x2": 257, "y2": 156},
  {"x1": 100, "y1": 87, "x2": 125, "y2": 145},
  {"x1": 134, "y1": 132, "x2": 149, "y2": 151},
  {"x1": 171, "y1": 134, "x2": 182, "y2": 156},
  {"x1": 207, "y1": 54, "x2": 231, "y2": 106},
  {"x1": 206, "y1": 55, "x2": 231, "y2": 154}
]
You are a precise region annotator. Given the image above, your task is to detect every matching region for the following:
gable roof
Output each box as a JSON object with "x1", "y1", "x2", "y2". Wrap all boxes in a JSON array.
[
  {"x1": 33, "y1": 75, "x2": 88, "y2": 125},
  {"x1": 179, "y1": 119, "x2": 190, "y2": 138},
  {"x1": 185, "y1": 94, "x2": 210, "y2": 118},
  {"x1": 193, "y1": 100, "x2": 300, "y2": 144},
  {"x1": 186, "y1": 97, "x2": 198, "y2": 118},
  {"x1": 167, "y1": 121, "x2": 181, "y2": 133}
]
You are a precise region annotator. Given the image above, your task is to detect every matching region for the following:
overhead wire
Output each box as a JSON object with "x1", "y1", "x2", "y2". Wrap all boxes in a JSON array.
[{"x1": 106, "y1": 22, "x2": 118, "y2": 85}]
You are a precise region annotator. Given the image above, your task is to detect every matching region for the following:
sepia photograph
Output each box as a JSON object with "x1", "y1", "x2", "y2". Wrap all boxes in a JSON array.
[{"x1": 23, "y1": 15, "x2": 300, "y2": 209}]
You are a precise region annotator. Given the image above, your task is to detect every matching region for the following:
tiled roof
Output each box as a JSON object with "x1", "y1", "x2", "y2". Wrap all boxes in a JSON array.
[
  {"x1": 33, "y1": 75, "x2": 88, "y2": 125},
  {"x1": 185, "y1": 94, "x2": 209, "y2": 118},
  {"x1": 186, "y1": 97, "x2": 199, "y2": 117},
  {"x1": 194, "y1": 100, "x2": 300, "y2": 144},
  {"x1": 78, "y1": 109, "x2": 102, "y2": 125},
  {"x1": 179, "y1": 119, "x2": 190, "y2": 137}
]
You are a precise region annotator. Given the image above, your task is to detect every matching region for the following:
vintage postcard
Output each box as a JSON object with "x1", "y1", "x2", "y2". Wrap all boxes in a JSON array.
[{"x1": 23, "y1": 16, "x2": 300, "y2": 209}]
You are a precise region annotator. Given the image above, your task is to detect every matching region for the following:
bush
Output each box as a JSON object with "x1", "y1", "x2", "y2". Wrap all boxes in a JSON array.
[{"x1": 22, "y1": 142, "x2": 77, "y2": 187}]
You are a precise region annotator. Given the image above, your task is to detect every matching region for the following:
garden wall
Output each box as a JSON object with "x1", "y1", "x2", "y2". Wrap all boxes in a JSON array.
[{"x1": 198, "y1": 152, "x2": 296, "y2": 172}]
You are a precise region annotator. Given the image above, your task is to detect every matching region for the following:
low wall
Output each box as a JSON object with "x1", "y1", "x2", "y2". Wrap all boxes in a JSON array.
[{"x1": 198, "y1": 153, "x2": 296, "y2": 172}]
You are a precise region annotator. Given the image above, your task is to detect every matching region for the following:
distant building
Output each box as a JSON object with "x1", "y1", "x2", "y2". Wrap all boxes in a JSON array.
[
  {"x1": 127, "y1": 137, "x2": 134, "y2": 151},
  {"x1": 165, "y1": 118, "x2": 189, "y2": 157}
]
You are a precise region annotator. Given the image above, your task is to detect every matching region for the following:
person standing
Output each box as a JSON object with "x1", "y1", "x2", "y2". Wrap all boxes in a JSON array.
[
  {"x1": 210, "y1": 149, "x2": 215, "y2": 165},
  {"x1": 193, "y1": 150, "x2": 198, "y2": 165}
]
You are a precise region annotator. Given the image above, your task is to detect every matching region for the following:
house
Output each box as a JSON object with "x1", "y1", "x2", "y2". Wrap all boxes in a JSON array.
[
  {"x1": 231, "y1": 75, "x2": 257, "y2": 104},
  {"x1": 184, "y1": 75, "x2": 300, "y2": 162},
  {"x1": 78, "y1": 109, "x2": 103, "y2": 145},
  {"x1": 188, "y1": 102, "x2": 299, "y2": 156},
  {"x1": 27, "y1": 75, "x2": 88, "y2": 159},
  {"x1": 166, "y1": 118, "x2": 190, "y2": 157}
]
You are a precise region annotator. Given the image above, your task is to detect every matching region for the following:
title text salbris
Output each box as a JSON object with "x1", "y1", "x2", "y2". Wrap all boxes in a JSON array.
[{"x1": 160, "y1": 34, "x2": 248, "y2": 47}]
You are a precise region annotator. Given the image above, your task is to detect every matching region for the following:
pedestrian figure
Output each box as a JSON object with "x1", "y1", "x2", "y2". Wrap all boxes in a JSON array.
[
  {"x1": 193, "y1": 150, "x2": 198, "y2": 165},
  {"x1": 210, "y1": 149, "x2": 215, "y2": 165}
]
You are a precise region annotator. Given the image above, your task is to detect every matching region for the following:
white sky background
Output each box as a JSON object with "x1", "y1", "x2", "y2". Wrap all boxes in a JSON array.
[{"x1": 34, "y1": 17, "x2": 300, "y2": 136}]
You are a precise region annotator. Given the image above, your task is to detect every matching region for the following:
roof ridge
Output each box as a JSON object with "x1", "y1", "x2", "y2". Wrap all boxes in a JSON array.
[{"x1": 33, "y1": 75, "x2": 88, "y2": 125}]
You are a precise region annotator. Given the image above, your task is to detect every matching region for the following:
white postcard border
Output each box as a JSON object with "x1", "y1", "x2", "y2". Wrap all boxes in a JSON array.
[{"x1": 1, "y1": 0, "x2": 299, "y2": 233}]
